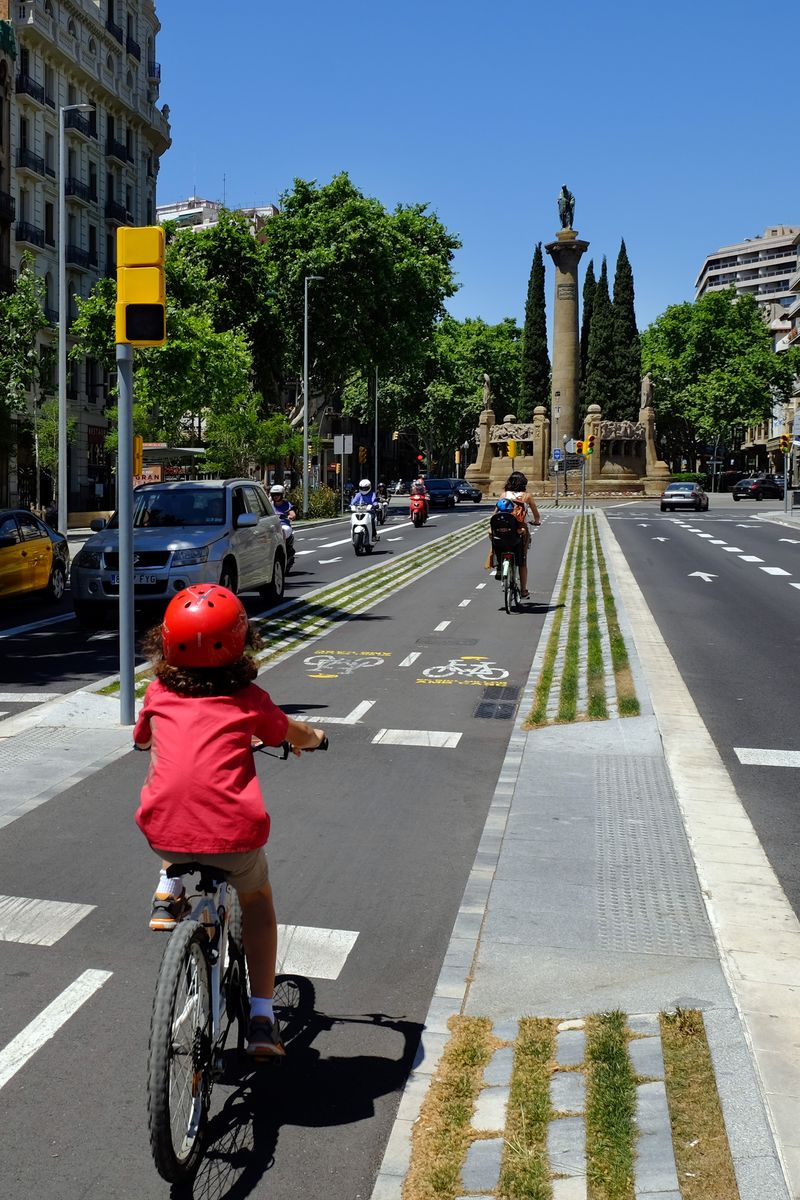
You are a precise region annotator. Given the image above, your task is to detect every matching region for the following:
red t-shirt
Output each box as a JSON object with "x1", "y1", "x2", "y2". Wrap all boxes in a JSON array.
[{"x1": 133, "y1": 678, "x2": 289, "y2": 854}]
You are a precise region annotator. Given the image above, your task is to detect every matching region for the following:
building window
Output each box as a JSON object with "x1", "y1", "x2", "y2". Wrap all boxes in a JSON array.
[
  {"x1": 44, "y1": 65, "x2": 55, "y2": 105},
  {"x1": 19, "y1": 115, "x2": 29, "y2": 150},
  {"x1": 89, "y1": 162, "x2": 97, "y2": 200},
  {"x1": 67, "y1": 81, "x2": 77, "y2": 106},
  {"x1": 88, "y1": 38, "x2": 96, "y2": 55},
  {"x1": 126, "y1": 69, "x2": 133, "y2": 89},
  {"x1": 45, "y1": 202, "x2": 54, "y2": 245},
  {"x1": 46, "y1": 133, "x2": 55, "y2": 174},
  {"x1": 67, "y1": 18, "x2": 76, "y2": 39}
]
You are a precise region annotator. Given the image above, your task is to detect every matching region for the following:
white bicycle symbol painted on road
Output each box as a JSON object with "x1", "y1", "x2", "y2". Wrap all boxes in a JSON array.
[
  {"x1": 304, "y1": 654, "x2": 386, "y2": 676},
  {"x1": 422, "y1": 658, "x2": 509, "y2": 681}
]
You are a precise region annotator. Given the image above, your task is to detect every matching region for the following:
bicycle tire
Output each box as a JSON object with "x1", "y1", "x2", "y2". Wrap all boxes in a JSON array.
[
  {"x1": 147, "y1": 922, "x2": 212, "y2": 1184},
  {"x1": 503, "y1": 561, "x2": 511, "y2": 614},
  {"x1": 274, "y1": 973, "x2": 316, "y2": 1046},
  {"x1": 224, "y1": 890, "x2": 249, "y2": 1049}
]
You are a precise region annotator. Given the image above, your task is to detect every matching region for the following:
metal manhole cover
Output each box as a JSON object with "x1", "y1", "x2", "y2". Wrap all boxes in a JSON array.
[
  {"x1": 474, "y1": 701, "x2": 516, "y2": 720},
  {"x1": 416, "y1": 637, "x2": 479, "y2": 647},
  {"x1": 484, "y1": 685, "x2": 519, "y2": 701}
]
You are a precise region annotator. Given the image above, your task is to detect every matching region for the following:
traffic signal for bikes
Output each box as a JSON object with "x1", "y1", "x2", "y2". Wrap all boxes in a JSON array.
[
  {"x1": 576, "y1": 440, "x2": 584, "y2": 455},
  {"x1": 116, "y1": 226, "x2": 166, "y2": 346},
  {"x1": 358, "y1": 445, "x2": 367, "y2": 464},
  {"x1": 133, "y1": 434, "x2": 143, "y2": 476},
  {"x1": 586, "y1": 434, "x2": 596, "y2": 455},
  {"x1": 506, "y1": 438, "x2": 517, "y2": 459},
  {"x1": 780, "y1": 433, "x2": 791, "y2": 453}
]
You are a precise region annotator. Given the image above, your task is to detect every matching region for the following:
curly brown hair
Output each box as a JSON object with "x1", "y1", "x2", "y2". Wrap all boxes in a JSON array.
[{"x1": 141, "y1": 622, "x2": 264, "y2": 697}]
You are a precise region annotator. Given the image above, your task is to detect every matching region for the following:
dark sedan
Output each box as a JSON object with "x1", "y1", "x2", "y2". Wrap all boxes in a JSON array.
[
  {"x1": 450, "y1": 478, "x2": 482, "y2": 503},
  {"x1": 732, "y1": 475, "x2": 784, "y2": 502},
  {"x1": 424, "y1": 479, "x2": 457, "y2": 508},
  {"x1": 0, "y1": 509, "x2": 70, "y2": 601}
]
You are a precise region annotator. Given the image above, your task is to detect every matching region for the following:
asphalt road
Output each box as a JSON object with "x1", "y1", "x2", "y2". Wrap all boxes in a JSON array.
[
  {"x1": 0, "y1": 503, "x2": 488, "y2": 723},
  {"x1": 0, "y1": 509, "x2": 572, "y2": 1199},
  {"x1": 608, "y1": 494, "x2": 800, "y2": 915}
]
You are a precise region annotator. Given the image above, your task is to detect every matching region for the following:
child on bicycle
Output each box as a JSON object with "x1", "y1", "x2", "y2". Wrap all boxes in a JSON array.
[
  {"x1": 133, "y1": 583, "x2": 325, "y2": 1060},
  {"x1": 487, "y1": 471, "x2": 541, "y2": 598}
]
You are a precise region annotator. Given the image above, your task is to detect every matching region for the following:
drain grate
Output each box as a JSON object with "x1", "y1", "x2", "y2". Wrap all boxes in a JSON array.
[
  {"x1": 484, "y1": 685, "x2": 519, "y2": 701},
  {"x1": 474, "y1": 701, "x2": 516, "y2": 720}
]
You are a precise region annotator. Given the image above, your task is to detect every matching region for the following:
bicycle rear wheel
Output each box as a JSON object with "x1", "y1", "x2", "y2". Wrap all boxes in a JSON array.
[
  {"x1": 147, "y1": 922, "x2": 212, "y2": 1183},
  {"x1": 503, "y1": 557, "x2": 512, "y2": 614},
  {"x1": 224, "y1": 889, "x2": 249, "y2": 1051}
]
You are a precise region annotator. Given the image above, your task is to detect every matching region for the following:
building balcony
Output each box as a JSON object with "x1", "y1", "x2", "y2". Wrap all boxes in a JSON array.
[
  {"x1": 65, "y1": 109, "x2": 97, "y2": 140},
  {"x1": 66, "y1": 245, "x2": 96, "y2": 270},
  {"x1": 106, "y1": 17, "x2": 123, "y2": 44},
  {"x1": 16, "y1": 147, "x2": 45, "y2": 177},
  {"x1": 105, "y1": 137, "x2": 130, "y2": 164},
  {"x1": 15, "y1": 221, "x2": 45, "y2": 249},
  {"x1": 45, "y1": 306, "x2": 59, "y2": 326},
  {"x1": 104, "y1": 199, "x2": 130, "y2": 225},
  {"x1": 45, "y1": 92, "x2": 55, "y2": 110},
  {"x1": 147, "y1": 60, "x2": 161, "y2": 81},
  {"x1": 126, "y1": 35, "x2": 141, "y2": 61},
  {"x1": 65, "y1": 177, "x2": 96, "y2": 205},
  {"x1": 45, "y1": 229, "x2": 55, "y2": 247},
  {"x1": 16, "y1": 72, "x2": 45, "y2": 105},
  {"x1": 0, "y1": 191, "x2": 15, "y2": 224},
  {"x1": 0, "y1": 265, "x2": 15, "y2": 294}
]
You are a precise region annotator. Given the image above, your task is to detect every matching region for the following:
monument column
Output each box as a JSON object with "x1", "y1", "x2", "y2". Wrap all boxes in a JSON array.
[{"x1": 545, "y1": 189, "x2": 588, "y2": 446}]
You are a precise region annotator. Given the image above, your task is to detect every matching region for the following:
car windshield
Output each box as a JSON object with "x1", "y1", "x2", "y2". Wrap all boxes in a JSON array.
[
  {"x1": 108, "y1": 488, "x2": 227, "y2": 529},
  {"x1": 666, "y1": 484, "x2": 695, "y2": 492}
]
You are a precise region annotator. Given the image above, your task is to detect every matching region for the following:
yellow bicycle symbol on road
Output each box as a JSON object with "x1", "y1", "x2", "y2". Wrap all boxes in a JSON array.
[
  {"x1": 304, "y1": 654, "x2": 386, "y2": 676},
  {"x1": 422, "y1": 658, "x2": 509, "y2": 681}
]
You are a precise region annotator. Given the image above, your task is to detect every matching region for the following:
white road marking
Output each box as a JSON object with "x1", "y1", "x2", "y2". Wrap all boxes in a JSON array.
[
  {"x1": 0, "y1": 613, "x2": 75, "y2": 641},
  {"x1": 276, "y1": 924, "x2": 358, "y2": 980},
  {"x1": 0, "y1": 969, "x2": 113, "y2": 1091},
  {"x1": 739, "y1": 555, "x2": 764, "y2": 563},
  {"x1": 387, "y1": 537, "x2": 404, "y2": 542},
  {"x1": 637, "y1": 523, "x2": 649, "y2": 527},
  {"x1": 736, "y1": 524, "x2": 758, "y2": 528},
  {"x1": 780, "y1": 539, "x2": 800, "y2": 545},
  {"x1": 760, "y1": 566, "x2": 791, "y2": 576},
  {"x1": 734, "y1": 748, "x2": 800, "y2": 768},
  {"x1": 294, "y1": 550, "x2": 315, "y2": 556},
  {"x1": 398, "y1": 652, "x2": 421, "y2": 668},
  {"x1": 709, "y1": 539, "x2": 727, "y2": 545},
  {"x1": 434, "y1": 621, "x2": 451, "y2": 632},
  {"x1": 790, "y1": 583, "x2": 800, "y2": 591},
  {"x1": 309, "y1": 699, "x2": 376, "y2": 725},
  {"x1": 0, "y1": 713, "x2": 7, "y2": 719},
  {"x1": 458, "y1": 599, "x2": 471, "y2": 607},
  {"x1": 319, "y1": 557, "x2": 342, "y2": 563},
  {"x1": 722, "y1": 546, "x2": 743, "y2": 552},
  {"x1": 696, "y1": 533, "x2": 714, "y2": 539},
  {"x1": 688, "y1": 572, "x2": 716, "y2": 582},
  {"x1": 0, "y1": 896, "x2": 95, "y2": 945},
  {"x1": 319, "y1": 537, "x2": 352, "y2": 548},
  {"x1": 371, "y1": 729, "x2": 463, "y2": 748},
  {"x1": 652, "y1": 537, "x2": 669, "y2": 542},
  {"x1": 476, "y1": 582, "x2": 487, "y2": 590},
  {"x1": 0, "y1": 693, "x2": 61, "y2": 704}
]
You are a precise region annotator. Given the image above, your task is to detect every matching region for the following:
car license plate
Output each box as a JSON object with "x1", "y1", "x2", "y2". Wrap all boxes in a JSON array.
[{"x1": 110, "y1": 573, "x2": 159, "y2": 585}]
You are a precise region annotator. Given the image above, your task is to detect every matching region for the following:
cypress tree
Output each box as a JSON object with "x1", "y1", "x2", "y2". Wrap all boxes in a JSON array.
[
  {"x1": 520, "y1": 242, "x2": 550, "y2": 420},
  {"x1": 584, "y1": 257, "x2": 616, "y2": 417},
  {"x1": 579, "y1": 258, "x2": 596, "y2": 423},
  {"x1": 611, "y1": 238, "x2": 641, "y2": 419}
]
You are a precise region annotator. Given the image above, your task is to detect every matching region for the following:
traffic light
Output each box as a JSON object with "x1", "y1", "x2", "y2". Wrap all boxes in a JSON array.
[
  {"x1": 132, "y1": 434, "x2": 143, "y2": 476},
  {"x1": 780, "y1": 433, "x2": 791, "y2": 453},
  {"x1": 506, "y1": 438, "x2": 518, "y2": 459},
  {"x1": 576, "y1": 440, "x2": 584, "y2": 455},
  {"x1": 392, "y1": 430, "x2": 399, "y2": 441},
  {"x1": 358, "y1": 445, "x2": 367, "y2": 464},
  {"x1": 587, "y1": 434, "x2": 596, "y2": 455},
  {"x1": 116, "y1": 226, "x2": 166, "y2": 347},
  {"x1": 417, "y1": 454, "x2": 424, "y2": 462}
]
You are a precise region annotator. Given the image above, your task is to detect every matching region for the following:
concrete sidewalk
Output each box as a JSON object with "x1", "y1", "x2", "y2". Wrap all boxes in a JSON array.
[{"x1": 371, "y1": 510, "x2": 797, "y2": 1200}]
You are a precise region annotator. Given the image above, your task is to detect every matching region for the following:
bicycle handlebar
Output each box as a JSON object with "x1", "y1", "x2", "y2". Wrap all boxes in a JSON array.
[{"x1": 254, "y1": 735, "x2": 329, "y2": 759}]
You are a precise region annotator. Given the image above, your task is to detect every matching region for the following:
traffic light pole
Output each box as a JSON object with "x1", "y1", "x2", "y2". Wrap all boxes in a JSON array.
[
  {"x1": 581, "y1": 454, "x2": 586, "y2": 519},
  {"x1": 116, "y1": 343, "x2": 136, "y2": 725},
  {"x1": 785, "y1": 448, "x2": 790, "y2": 514}
]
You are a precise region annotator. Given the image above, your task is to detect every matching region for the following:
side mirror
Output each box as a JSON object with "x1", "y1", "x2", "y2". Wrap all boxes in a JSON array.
[
  {"x1": 90, "y1": 518, "x2": 107, "y2": 531},
  {"x1": 235, "y1": 511, "x2": 258, "y2": 529}
]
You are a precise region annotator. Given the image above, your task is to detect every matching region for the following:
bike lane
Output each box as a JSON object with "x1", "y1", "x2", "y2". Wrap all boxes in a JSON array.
[{"x1": 0, "y1": 514, "x2": 572, "y2": 1199}]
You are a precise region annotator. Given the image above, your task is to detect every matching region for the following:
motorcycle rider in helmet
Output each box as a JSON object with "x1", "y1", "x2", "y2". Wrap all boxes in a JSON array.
[
  {"x1": 269, "y1": 483, "x2": 296, "y2": 567},
  {"x1": 351, "y1": 477, "x2": 379, "y2": 541}
]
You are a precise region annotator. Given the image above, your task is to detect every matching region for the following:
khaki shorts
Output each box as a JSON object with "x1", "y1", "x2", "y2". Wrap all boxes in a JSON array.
[{"x1": 151, "y1": 847, "x2": 269, "y2": 894}]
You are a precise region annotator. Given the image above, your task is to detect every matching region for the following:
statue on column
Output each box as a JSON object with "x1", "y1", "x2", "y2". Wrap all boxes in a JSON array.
[
  {"x1": 482, "y1": 372, "x2": 491, "y2": 410},
  {"x1": 557, "y1": 185, "x2": 575, "y2": 229}
]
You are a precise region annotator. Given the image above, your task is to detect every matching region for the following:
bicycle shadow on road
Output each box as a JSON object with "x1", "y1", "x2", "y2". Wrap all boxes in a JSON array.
[{"x1": 173, "y1": 1007, "x2": 422, "y2": 1200}]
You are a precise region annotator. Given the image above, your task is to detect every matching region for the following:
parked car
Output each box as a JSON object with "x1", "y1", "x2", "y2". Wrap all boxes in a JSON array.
[
  {"x1": 424, "y1": 478, "x2": 457, "y2": 508},
  {"x1": 450, "y1": 478, "x2": 482, "y2": 503},
  {"x1": 70, "y1": 479, "x2": 286, "y2": 625},
  {"x1": 659, "y1": 482, "x2": 709, "y2": 512},
  {"x1": 0, "y1": 508, "x2": 70, "y2": 602},
  {"x1": 732, "y1": 475, "x2": 784, "y2": 502}
]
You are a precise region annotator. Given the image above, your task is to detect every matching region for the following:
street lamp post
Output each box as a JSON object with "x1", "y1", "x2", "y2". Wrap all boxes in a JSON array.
[
  {"x1": 461, "y1": 439, "x2": 470, "y2": 479},
  {"x1": 58, "y1": 102, "x2": 94, "y2": 535},
  {"x1": 302, "y1": 274, "x2": 323, "y2": 518},
  {"x1": 554, "y1": 394, "x2": 561, "y2": 508}
]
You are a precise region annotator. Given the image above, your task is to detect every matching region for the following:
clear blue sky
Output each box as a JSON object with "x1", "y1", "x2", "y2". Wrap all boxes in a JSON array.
[{"x1": 156, "y1": 0, "x2": 795, "y2": 335}]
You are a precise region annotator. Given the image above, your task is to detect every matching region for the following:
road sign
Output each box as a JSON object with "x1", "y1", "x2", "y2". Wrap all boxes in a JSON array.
[
  {"x1": 794, "y1": 411, "x2": 800, "y2": 436},
  {"x1": 552, "y1": 448, "x2": 563, "y2": 461},
  {"x1": 333, "y1": 435, "x2": 353, "y2": 455},
  {"x1": 565, "y1": 438, "x2": 577, "y2": 453}
]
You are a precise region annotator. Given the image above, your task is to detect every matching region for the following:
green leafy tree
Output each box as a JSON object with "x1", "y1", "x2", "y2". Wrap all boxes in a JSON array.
[
  {"x1": 579, "y1": 258, "x2": 596, "y2": 420},
  {"x1": 641, "y1": 289, "x2": 800, "y2": 465},
  {"x1": 584, "y1": 258, "x2": 616, "y2": 418},
  {"x1": 204, "y1": 403, "x2": 302, "y2": 477},
  {"x1": 612, "y1": 239, "x2": 640, "y2": 419},
  {"x1": 35, "y1": 397, "x2": 77, "y2": 487},
  {"x1": 520, "y1": 242, "x2": 549, "y2": 419}
]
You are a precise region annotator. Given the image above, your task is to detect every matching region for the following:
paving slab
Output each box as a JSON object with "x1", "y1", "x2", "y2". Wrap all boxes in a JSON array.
[
  {"x1": 460, "y1": 1136, "x2": 504, "y2": 1193},
  {"x1": 547, "y1": 1115, "x2": 586, "y2": 1177},
  {"x1": 634, "y1": 1082, "x2": 680, "y2": 1194}
]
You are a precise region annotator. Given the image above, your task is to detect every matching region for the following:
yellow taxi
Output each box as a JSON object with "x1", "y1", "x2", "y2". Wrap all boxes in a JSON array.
[{"x1": 0, "y1": 509, "x2": 70, "y2": 602}]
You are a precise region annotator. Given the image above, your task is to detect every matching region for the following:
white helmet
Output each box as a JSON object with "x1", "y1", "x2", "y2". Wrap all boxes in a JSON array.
[
  {"x1": 269, "y1": 483, "x2": 285, "y2": 496},
  {"x1": 359, "y1": 478, "x2": 371, "y2": 490}
]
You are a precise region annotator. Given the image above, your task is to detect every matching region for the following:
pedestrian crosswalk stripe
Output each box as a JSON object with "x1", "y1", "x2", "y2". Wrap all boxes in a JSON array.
[
  {"x1": 734, "y1": 747, "x2": 800, "y2": 768},
  {"x1": 277, "y1": 924, "x2": 358, "y2": 980},
  {"x1": 0, "y1": 693, "x2": 61, "y2": 704},
  {"x1": 0, "y1": 895, "x2": 95, "y2": 945},
  {"x1": 372, "y1": 728, "x2": 462, "y2": 748}
]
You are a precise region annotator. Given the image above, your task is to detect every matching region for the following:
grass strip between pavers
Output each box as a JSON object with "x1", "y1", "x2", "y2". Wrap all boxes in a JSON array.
[
  {"x1": 585, "y1": 1011, "x2": 636, "y2": 1200},
  {"x1": 584, "y1": 519, "x2": 608, "y2": 720},
  {"x1": 659, "y1": 1009, "x2": 740, "y2": 1200},
  {"x1": 498, "y1": 1017, "x2": 556, "y2": 1200},
  {"x1": 557, "y1": 516, "x2": 585, "y2": 723},
  {"x1": 403, "y1": 1015, "x2": 497, "y2": 1200},
  {"x1": 591, "y1": 520, "x2": 639, "y2": 717},
  {"x1": 527, "y1": 517, "x2": 581, "y2": 726}
]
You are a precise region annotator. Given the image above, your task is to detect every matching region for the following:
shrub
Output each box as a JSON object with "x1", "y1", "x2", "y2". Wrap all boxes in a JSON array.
[{"x1": 288, "y1": 485, "x2": 340, "y2": 520}]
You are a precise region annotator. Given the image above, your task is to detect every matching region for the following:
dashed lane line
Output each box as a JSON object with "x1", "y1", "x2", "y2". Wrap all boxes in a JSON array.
[
  {"x1": 458, "y1": 599, "x2": 471, "y2": 607},
  {"x1": 0, "y1": 613, "x2": 75, "y2": 640},
  {"x1": 761, "y1": 567, "x2": 792, "y2": 576},
  {"x1": 398, "y1": 652, "x2": 421, "y2": 668},
  {"x1": 434, "y1": 621, "x2": 451, "y2": 632},
  {"x1": 371, "y1": 729, "x2": 462, "y2": 748},
  {"x1": 739, "y1": 555, "x2": 764, "y2": 563},
  {"x1": 735, "y1": 748, "x2": 800, "y2": 768},
  {"x1": 276, "y1": 924, "x2": 358, "y2": 979}
]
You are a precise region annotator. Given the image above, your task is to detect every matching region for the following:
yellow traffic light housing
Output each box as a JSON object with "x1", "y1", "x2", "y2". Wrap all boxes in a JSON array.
[
  {"x1": 587, "y1": 434, "x2": 596, "y2": 455},
  {"x1": 780, "y1": 433, "x2": 791, "y2": 453},
  {"x1": 576, "y1": 440, "x2": 584, "y2": 455},
  {"x1": 506, "y1": 438, "x2": 518, "y2": 459},
  {"x1": 132, "y1": 434, "x2": 143, "y2": 476},
  {"x1": 116, "y1": 226, "x2": 166, "y2": 346}
]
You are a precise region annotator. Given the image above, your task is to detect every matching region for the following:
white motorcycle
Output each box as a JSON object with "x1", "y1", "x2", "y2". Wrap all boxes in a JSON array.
[{"x1": 351, "y1": 504, "x2": 377, "y2": 555}]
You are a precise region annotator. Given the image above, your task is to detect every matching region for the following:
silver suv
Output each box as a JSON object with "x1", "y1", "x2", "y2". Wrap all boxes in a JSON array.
[{"x1": 70, "y1": 479, "x2": 286, "y2": 625}]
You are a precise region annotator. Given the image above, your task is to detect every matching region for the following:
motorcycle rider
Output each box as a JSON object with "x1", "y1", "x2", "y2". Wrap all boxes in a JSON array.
[
  {"x1": 410, "y1": 476, "x2": 429, "y2": 522},
  {"x1": 269, "y1": 483, "x2": 296, "y2": 564},
  {"x1": 351, "y1": 477, "x2": 379, "y2": 541}
]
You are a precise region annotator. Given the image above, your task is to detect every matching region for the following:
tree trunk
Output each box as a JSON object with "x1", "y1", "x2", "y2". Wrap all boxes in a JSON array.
[{"x1": 32, "y1": 393, "x2": 41, "y2": 512}]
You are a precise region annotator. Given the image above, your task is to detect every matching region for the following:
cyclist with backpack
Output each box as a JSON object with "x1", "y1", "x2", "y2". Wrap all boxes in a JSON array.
[{"x1": 488, "y1": 471, "x2": 541, "y2": 598}]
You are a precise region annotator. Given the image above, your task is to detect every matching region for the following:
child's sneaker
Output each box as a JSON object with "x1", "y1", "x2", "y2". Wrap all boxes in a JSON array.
[
  {"x1": 246, "y1": 1016, "x2": 285, "y2": 1060},
  {"x1": 149, "y1": 890, "x2": 190, "y2": 931}
]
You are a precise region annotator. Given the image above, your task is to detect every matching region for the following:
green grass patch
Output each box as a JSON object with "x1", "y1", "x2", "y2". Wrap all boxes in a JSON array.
[
  {"x1": 527, "y1": 519, "x2": 580, "y2": 726},
  {"x1": 591, "y1": 522, "x2": 640, "y2": 718},
  {"x1": 584, "y1": 517, "x2": 608, "y2": 721},
  {"x1": 403, "y1": 1016, "x2": 496, "y2": 1200},
  {"x1": 498, "y1": 1017, "x2": 556, "y2": 1200},
  {"x1": 557, "y1": 518, "x2": 585, "y2": 723},
  {"x1": 585, "y1": 1011, "x2": 636, "y2": 1200},
  {"x1": 660, "y1": 1009, "x2": 740, "y2": 1200}
]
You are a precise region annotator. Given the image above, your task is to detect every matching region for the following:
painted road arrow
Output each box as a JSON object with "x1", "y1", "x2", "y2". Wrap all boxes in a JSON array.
[
  {"x1": 779, "y1": 539, "x2": 800, "y2": 545},
  {"x1": 688, "y1": 572, "x2": 717, "y2": 582},
  {"x1": 652, "y1": 537, "x2": 669, "y2": 542}
]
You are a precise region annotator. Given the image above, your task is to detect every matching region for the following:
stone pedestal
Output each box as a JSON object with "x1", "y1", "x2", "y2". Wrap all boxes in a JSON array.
[
  {"x1": 465, "y1": 407, "x2": 495, "y2": 492},
  {"x1": 545, "y1": 229, "x2": 589, "y2": 448},
  {"x1": 640, "y1": 400, "x2": 671, "y2": 496},
  {"x1": 531, "y1": 406, "x2": 549, "y2": 483}
]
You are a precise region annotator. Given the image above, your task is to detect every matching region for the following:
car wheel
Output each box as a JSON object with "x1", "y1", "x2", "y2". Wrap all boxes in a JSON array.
[
  {"x1": 732, "y1": 494, "x2": 740, "y2": 501},
  {"x1": 473, "y1": 496, "x2": 480, "y2": 503},
  {"x1": 704, "y1": 500, "x2": 709, "y2": 511},
  {"x1": 219, "y1": 560, "x2": 238, "y2": 592},
  {"x1": 44, "y1": 561, "x2": 66, "y2": 602},
  {"x1": 660, "y1": 505, "x2": 666, "y2": 512},
  {"x1": 755, "y1": 491, "x2": 763, "y2": 501},
  {"x1": 260, "y1": 555, "x2": 285, "y2": 606},
  {"x1": 73, "y1": 600, "x2": 110, "y2": 628}
]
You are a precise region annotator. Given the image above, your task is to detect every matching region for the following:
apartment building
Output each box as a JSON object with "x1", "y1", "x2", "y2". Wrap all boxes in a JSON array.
[
  {"x1": 695, "y1": 225, "x2": 800, "y2": 315},
  {"x1": 156, "y1": 195, "x2": 278, "y2": 238},
  {"x1": 0, "y1": 0, "x2": 170, "y2": 511}
]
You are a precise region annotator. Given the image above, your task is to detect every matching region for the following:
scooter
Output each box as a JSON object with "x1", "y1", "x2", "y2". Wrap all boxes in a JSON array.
[
  {"x1": 376, "y1": 497, "x2": 388, "y2": 526},
  {"x1": 279, "y1": 518, "x2": 296, "y2": 573},
  {"x1": 409, "y1": 493, "x2": 428, "y2": 528},
  {"x1": 351, "y1": 504, "x2": 377, "y2": 555}
]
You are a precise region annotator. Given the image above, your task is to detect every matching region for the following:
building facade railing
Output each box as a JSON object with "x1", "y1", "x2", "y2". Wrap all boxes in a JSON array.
[
  {"x1": 15, "y1": 221, "x2": 45, "y2": 248},
  {"x1": 126, "y1": 35, "x2": 141, "y2": 61},
  {"x1": 0, "y1": 191, "x2": 15, "y2": 223},
  {"x1": 16, "y1": 147, "x2": 45, "y2": 175},
  {"x1": 66, "y1": 245, "x2": 94, "y2": 268},
  {"x1": 105, "y1": 17, "x2": 123, "y2": 44},
  {"x1": 147, "y1": 60, "x2": 161, "y2": 80},
  {"x1": 105, "y1": 136, "x2": 130, "y2": 163},
  {"x1": 65, "y1": 108, "x2": 97, "y2": 138},
  {"x1": 65, "y1": 177, "x2": 96, "y2": 203},
  {"x1": 16, "y1": 72, "x2": 45, "y2": 104}
]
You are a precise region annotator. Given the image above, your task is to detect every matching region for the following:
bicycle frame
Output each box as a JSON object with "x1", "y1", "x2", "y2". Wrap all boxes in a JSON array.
[{"x1": 169, "y1": 869, "x2": 233, "y2": 1063}]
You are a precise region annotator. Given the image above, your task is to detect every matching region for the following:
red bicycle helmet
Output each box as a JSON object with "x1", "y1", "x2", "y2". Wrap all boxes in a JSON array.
[{"x1": 161, "y1": 584, "x2": 249, "y2": 668}]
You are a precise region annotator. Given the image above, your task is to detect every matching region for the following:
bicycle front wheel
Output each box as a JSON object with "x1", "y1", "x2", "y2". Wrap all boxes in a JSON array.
[
  {"x1": 224, "y1": 889, "x2": 249, "y2": 1051},
  {"x1": 503, "y1": 560, "x2": 512, "y2": 614},
  {"x1": 147, "y1": 922, "x2": 212, "y2": 1184}
]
